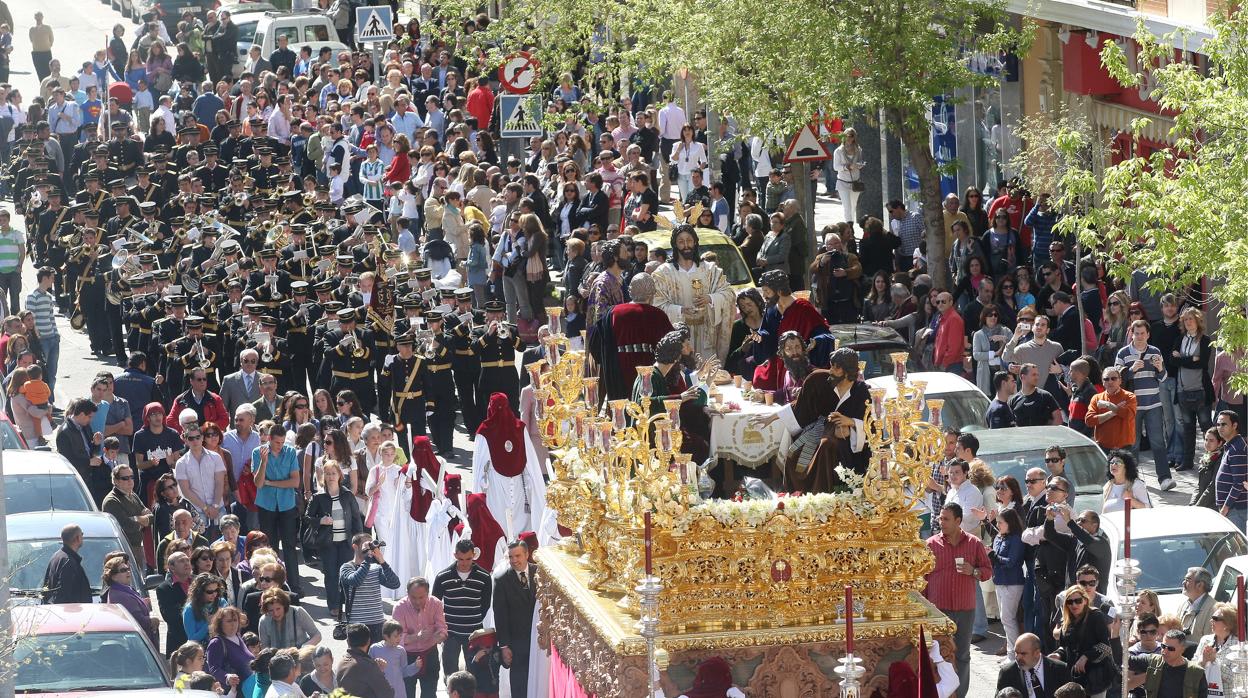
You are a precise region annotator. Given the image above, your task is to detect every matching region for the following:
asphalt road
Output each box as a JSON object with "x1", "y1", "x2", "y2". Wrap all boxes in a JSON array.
[{"x1": 2, "y1": 1, "x2": 1208, "y2": 695}]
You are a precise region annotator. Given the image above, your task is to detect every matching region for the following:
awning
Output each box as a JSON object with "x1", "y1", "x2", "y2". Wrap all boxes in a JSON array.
[
  {"x1": 1092, "y1": 99, "x2": 1177, "y2": 145},
  {"x1": 1008, "y1": 0, "x2": 1214, "y2": 54}
]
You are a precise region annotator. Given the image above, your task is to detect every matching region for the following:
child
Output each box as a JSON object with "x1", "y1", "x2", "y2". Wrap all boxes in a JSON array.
[
  {"x1": 20, "y1": 364, "x2": 54, "y2": 441},
  {"x1": 466, "y1": 627, "x2": 501, "y2": 698},
  {"x1": 133, "y1": 79, "x2": 154, "y2": 132},
  {"x1": 328, "y1": 162, "x2": 346, "y2": 205},
  {"x1": 82, "y1": 86, "x2": 103, "y2": 138},
  {"x1": 564, "y1": 295, "x2": 584, "y2": 347},
  {"x1": 764, "y1": 168, "x2": 786, "y2": 214},
  {"x1": 369, "y1": 620, "x2": 419, "y2": 698},
  {"x1": 1066, "y1": 358, "x2": 1095, "y2": 437},
  {"x1": 101, "y1": 436, "x2": 122, "y2": 472}
]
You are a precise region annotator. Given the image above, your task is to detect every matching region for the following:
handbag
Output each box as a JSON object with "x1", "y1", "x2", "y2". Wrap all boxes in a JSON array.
[
  {"x1": 364, "y1": 487, "x2": 381, "y2": 529},
  {"x1": 1179, "y1": 387, "x2": 1205, "y2": 409},
  {"x1": 300, "y1": 503, "x2": 321, "y2": 554},
  {"x1": 1078, "y1": 649, "x2": 1119, "y2": 695},
  {"x1": 525, "y1": 253, "x2": 545, "y2": 282},
  {"x1": 236, "y1": 463, "x2": 258, "y2": 512},
  {"x1": 851, "y1": 181, "x2": 866, "y2": 192},
  {"x1": 332, "y1": 578, "x2": 356, "y2": 640}
]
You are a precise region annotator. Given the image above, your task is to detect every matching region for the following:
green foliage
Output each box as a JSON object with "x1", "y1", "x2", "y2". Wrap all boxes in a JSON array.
[{"x1": 1065, "y1": 11, "x2": 1248, "y2": 386}]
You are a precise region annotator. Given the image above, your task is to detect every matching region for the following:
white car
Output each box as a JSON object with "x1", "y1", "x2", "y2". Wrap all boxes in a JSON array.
[
  {"x1": 865, "y1": 371, "x2": 990, "y2": 432},
  {"x1": 1212, "y1": 554, "x2": 1248, "y2": 605},
  {"x1": 236, "y1": 11, "x2": 349, "y2": 77},
  {"x1": 5, "y1": 450, "x2": 98, "y2": 514},
  {"x1": 1100, "y1": 506, "x2": 1247, "y2": 614}
]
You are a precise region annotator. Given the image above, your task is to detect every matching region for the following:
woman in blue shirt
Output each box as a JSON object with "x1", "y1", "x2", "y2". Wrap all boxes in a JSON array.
[
  {"x1": 253, "y1": 422, "x2": 303, "y2": 595},
  {"x1": 182, "y1": 572, "x2": 228, "y2": 644}
]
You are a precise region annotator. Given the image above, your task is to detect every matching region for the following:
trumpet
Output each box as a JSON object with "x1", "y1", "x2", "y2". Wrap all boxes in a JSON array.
[
  {"x1": 196, "y1": 338, "x2": 210, "y2": 370},
  {"x1": 233, "y1": 192, "x2": 249, "y2": 207},
  {"x1": 347, "y1": 330, "x2": 365, "y2": 359},
  {"x1": 415, "y1": 329, "x2": 437, "y2": 360},
  {"x1": 261, "y1": 338, "x2": 273, "y2": 363},
  {"x1": 496, "y1": 321, "x2": 510, "y2": 340}
]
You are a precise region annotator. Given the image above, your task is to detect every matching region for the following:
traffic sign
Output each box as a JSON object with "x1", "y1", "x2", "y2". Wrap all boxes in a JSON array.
[
  {"x1": 499, "y1": 94, "x2": 543, "y2": 138},
  {"x1": 498, "y1": 52, "x2": 539, "y2": 95},
  {"x1": 783, "y1": 123, "x2": 832, "y2": 163},
  {"x1": 355, "y1": 5, "x2": 393, "y2": 43}
]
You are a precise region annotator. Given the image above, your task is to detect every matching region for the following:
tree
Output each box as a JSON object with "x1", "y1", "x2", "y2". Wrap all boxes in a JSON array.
[
  {"x1": 1069, "y1": 11, "x2": 1248, "y2": 389},
  {"x1": 427, "y1": 0, "x2": 1028, "y2": 288}
]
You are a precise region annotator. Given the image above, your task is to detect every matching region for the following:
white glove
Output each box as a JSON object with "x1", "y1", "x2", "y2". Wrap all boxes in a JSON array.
[{"x1": 384, "y1": 354, "x2": 396, "y2": 368}]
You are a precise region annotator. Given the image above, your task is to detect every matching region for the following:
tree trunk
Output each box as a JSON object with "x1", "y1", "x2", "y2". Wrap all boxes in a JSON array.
[
  {"x1": 891, "y1": 110, "x2": 949, "y2": 290},
  {"x1": 792, "y1": 160, "x2": 815, "y2": 290}
]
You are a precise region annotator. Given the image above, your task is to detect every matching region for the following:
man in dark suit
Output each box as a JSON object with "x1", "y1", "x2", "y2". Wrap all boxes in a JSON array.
[
  {"x1": 997, "y1": 633, "x2": 1071, "y2": 698},
  {"x1": 55, "y1": 398, "x2": 108, "y2": 505},
  {"x1": 1050, "y1": 291, "x2": 1083, "y2": 364},
  {"x1": 573, "y1": 172, "x2": 609, "y2": 234},
  {"x1": 156, "y1": 551, "x2": 193, "y2": 656},
  {"x1": 250, "y1": 373, "x2": 280, "y2": 422},
  {"x1": 518, "y1": 327, "x2": 549, "y2": 389},
  {"x1": 493, "y1": 540, "x2": 537, "y2": 698}
]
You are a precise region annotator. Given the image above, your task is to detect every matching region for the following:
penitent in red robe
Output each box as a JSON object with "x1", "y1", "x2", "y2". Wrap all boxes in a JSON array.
[
  {"x1": 612, "y1": 302, "x2": 675, "y2": 394},
  {"x1": 751, "y1": 298, "x2": 829, "y2": 392}
]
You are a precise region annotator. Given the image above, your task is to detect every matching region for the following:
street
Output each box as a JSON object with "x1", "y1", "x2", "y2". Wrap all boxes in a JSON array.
[{"x1": 1, "y1": 1, "x2": 1212, "y2": 696}]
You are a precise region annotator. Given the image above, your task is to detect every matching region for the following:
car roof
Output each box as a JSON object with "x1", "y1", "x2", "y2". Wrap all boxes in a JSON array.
[
  {"x1": 634, "y1": 227, "x2": 734, "y2": 249},
  {"x1": 7, "y1": 511, "x2": 124, "y2": 540},
  {"x1": 970, "y1": 425, "x2": 1103, "y2": 454},
  {"x1": 825, "y1": 324, "x2": 909, "y2": 350},
  {"x1": 866, "y1": 372, "x2": 983, "y2": 397},
  {"x1": 3, "y1": 450, "x2": 80, "y2": 476},
  {"x1": 1101, "y1": 506, "x2": 1241, "y2": 541},
  {"x1": 13, "y1": 603, "x2": 142, "y2": 634}
]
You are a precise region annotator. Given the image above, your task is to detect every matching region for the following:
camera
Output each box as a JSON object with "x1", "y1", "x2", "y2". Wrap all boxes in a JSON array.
[{"x1": 363, "y1": 540, "x2": 386, "y2": 552}]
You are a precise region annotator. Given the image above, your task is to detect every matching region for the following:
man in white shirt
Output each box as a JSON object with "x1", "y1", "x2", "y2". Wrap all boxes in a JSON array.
[
  {"x1": 656, "y1": 92, "x2": 686, "y2": 203},
  {"x1": 264, "y1": 654, "x2": 306, "y2": 698},
  {"x1": 943, "y1": 459, "x2": 983, "y2": 535},
  {"x1": 174, "y1": 426, "x2": 226, "y2": 536}
]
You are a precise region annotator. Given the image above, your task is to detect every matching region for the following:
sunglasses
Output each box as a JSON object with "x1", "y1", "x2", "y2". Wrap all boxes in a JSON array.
[
  {"x1": 1044, "y1": 457, "x2": 1061, "y2": 463},
  {"x1": 1162, "y1": 645, "x2": 1182, "y2": 653},
  {"x1": 1001, "y1": 285, "x2": 1014, "y2": 290},
  {"x1": 295, "y1": 403, "x2": 309, "y2": 409},
  {"x1": 185, "y1": 434, "x2": 202, "y2": 441},
  {"x1": 257, "y1": 576, "x2": 274, "y2": 583},
  {"x1": 1109, "y1": 301, "x2": 1121, "y2": 307},
  {"x1": 205, "y1": 588, "x2": 221, "y2": 595},
  {"x1": 162, "y1": 485, "x2": 178, "y2": 492},
  {"x1": 986, "y1": 312, "x2": 999, "y2": 317},
  {"x1": 1214, "y1": 615, "x2": 1227, "y2": 622},
  {"x1": 116, "y1": 475, "x2": 133, "y2": 481},
  {"x1": 1077, "y1": 580, "x2": 1097, "y2": 587},
  {"x1": 337, "y1": 401, "x2": 348, "y2": 406},
  {"x1": 1024, "y1": 478, "x2": 1043, "y2": 484},
  {"x1": 115, "y1": 566, "x2": 131, "y2": 573},
  {"x1": 1139, "y1": 628, "x2": 1158, "y2": 635},
  {"x1": 1046, "y1": 485, "x2": 1067, "y2": 493},
  {"x1": 1066, "y1": 597, "x2": 1086, "y2": 606},
  {"x1": 241, "y1": 358, "x2": 257, "y2": 364},
  {"x1": 1105, "y1": 376, "x2": 1121, "y2": 381},
  {"x1": 993, "y1": 483, "x2": 1007, "y2": 490}
]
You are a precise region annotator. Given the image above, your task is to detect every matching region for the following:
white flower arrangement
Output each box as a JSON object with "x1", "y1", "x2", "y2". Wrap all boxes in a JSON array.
[{"x1": 672, "y1": 489, "x2": 877, "y2": 532}]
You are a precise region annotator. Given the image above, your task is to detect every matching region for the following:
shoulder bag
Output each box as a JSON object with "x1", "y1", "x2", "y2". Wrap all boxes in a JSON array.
[{"x1": 332, "y1": 573, "x2": 356, "y2": 640}]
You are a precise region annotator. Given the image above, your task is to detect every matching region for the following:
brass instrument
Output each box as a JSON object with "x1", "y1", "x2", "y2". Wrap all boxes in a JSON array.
[
  {"x1": 416, "y1": 328, "x2": 437, "y2": 359},
  {"x1": 68, "y1": 244, "x2": 105, "y2": 331},
  {"x1": 302, "y1": 192, "x2": 316, "y2": 207},
  {"x1": 347, "y1": 330, "x2": 365, "y2": 358},
  {"x1": 196, "y1": 338, "x2": 211, "y2": 370},
  {"x1": 497, "y1": 321, "x2": 510, "y2": 340},
  {"x1": 233, "y1": 192, "x2": 249, "y2": 207},
  {"x1": 261, "y1": 336, "x2": 274, "y2": 363}
]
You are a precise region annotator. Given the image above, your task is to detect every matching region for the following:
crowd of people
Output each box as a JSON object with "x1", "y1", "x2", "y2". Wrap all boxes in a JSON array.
[{"x1": 9, "y1": 0, "x2": 1247, "y2": 697}]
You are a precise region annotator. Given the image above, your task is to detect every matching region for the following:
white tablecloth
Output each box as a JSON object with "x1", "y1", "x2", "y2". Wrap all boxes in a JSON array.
[{"x1": 707, "y1": 385, "x2": 787, "y2": 467}]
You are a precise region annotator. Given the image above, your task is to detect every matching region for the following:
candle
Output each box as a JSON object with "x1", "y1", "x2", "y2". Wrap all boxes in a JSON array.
[
  {"x1": 584, "y1": 377, "x2": 599, "y2": 410},
  {"x1": 845, "y1": 586, "x2": 854, "y2": 654},
  {"x1": 644, "y1": 512, "x2": 653, "y2": 576},
  {"x1": 1237, "y1": 575, "x2": 1246, "y2": 641},
  {"x1": 1123, "y1": 492, "x2": 1131, "y2": 559},
  {"x1": 869, "y1": 388, "x2": 886, "y2": 420},
  {"x1": 664, "y1": 399, "x2": 682, "y2": 430},
  {"x1": 546, "y1": 305, "x2": 563, "y2": 336},
  {"x1": 610, "y1": 399, "x2": 628, "y2": 430}
]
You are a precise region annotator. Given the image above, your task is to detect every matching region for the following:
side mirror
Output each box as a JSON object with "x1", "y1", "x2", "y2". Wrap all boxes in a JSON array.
[{"x1": 144, "y1": 574, "x2": 164, "y2": 590}]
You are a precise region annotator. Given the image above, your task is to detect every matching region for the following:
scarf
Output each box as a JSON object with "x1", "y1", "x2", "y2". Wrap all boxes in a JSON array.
[
  {"x1": 475, "y1": 392, "x2": 526, "y2": 477},
  {"x1": 466, "y1": 492, "x2": 505, "y2": 571}
]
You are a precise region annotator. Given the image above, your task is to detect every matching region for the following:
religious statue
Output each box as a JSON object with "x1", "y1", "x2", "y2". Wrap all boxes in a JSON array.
[{"x1": 653, "y1": 225, "x2": 736, "y2": 361}]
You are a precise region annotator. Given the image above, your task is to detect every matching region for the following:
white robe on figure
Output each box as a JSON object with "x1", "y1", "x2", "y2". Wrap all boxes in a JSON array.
[
  {"x1": 421, "y1": 497, "x2": 462, "y2": 581},
  {"x1": 652, "y1": 260, "x2": 736, "y2": 361},
  {"x1": 364, "y1": 462, "x2": 416, "y2": 600},
  {"x1": 470, "y1": 430, "x2": 547, "y2": 541}
]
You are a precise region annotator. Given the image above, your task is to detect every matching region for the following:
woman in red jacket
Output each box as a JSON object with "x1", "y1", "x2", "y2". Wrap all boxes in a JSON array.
[{"x1": 384, "y1": 133, "x2": 411, "y2": 184}]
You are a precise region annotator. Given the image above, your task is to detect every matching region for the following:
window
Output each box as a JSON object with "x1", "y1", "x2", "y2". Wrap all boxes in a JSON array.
[
  {"x1": 8, "y1": 537, "x2": 129, "y2": 596},
  {"x1": 235, "y1": 20, "x2": 258, "y2": 46},
  {"x1": 5, "y1": 474, "x2": 93, "y2": 514},
  {"x1": 1122, "y1": 532, "x2": 1248, "y2": 595},
  {"x1": 305, "y1": 25, "x2": 329, "y2": 42},
  {"x1": 15, "y1": 631, "x2": 167, "y2": 692},
  {"x1": 1215, "y1": 564, "x2": 1242, "y2": 603},
  {"x1": 273, "y1": 26, "x2": 299, "y2": 44}
]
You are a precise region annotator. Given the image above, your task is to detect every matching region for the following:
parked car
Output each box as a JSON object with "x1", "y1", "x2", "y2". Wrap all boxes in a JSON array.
[
  {"x1": 238, "y1": 11, "x2": 349, "y2": 77},
  {"x1": 0, "y1": 410, "x2": 28, "y2": 448},
  {"x1": 1101, "y1": 506, "x2": 1247, "y2": 614},
  {"x1": 866, "y1": 371, "x2": 989, "y2": 432},
  {"x1": 135, "y1": 0, "x2": 212, "y2": 34},
  {"x1": 107, "y1": 0, "x2": 139, "y2": 24},
  {"x1": 5, "y1": 450, "x2": 97, "y2": 514},
  {"x1": 825, "y1": 324, "x2": 914, "y2": 379},
  {"x1": 634, "y1": 228, "x2": 755, "y2": 291},
  {"x1": 12, "y1": 604, "x2": 215, "y2": 696},
  {"x1": 969, "y1": 425, "x2": 1107, "y2": 514},
  {"x1": 1212, "y1": 554, "x2": 1248, "y2": 605},
  {"x1": 7, "y1": 512, "x2": 144, "y2": 605}
]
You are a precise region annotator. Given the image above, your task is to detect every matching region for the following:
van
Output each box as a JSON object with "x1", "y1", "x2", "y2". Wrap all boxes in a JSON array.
[{"x1": 236, "y1": 11, "x2": 350, "y2": 76}]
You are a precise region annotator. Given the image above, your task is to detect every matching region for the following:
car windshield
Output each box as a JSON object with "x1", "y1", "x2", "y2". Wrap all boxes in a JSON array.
[
  {"x1": 236, "y1": 20, "x2": 258, "y2": 45},
  {"x1": 5, "y1": 475, "x2": 93, "y2": 514},
  {"x1": 15, "y1": 630, "x2": 167, "y2": 692},
  {"x1": 0, "y1": 419, "x2": 23, "y2": 449},
  {"x1": 706, "y1": 244, "x2": 751, "y2": 286},
  {"x1": 9, "y1": 537, "x2": 127, "y2": 596},
  {"x1": 978, "y1": 446, "x2": 1105, "y2": 512},
  {"x1": 1125, "y1": 531, "x2": 1248, "y2": 595},
  {"x1": 1215, "y1": 562, "x2": 1244, "y2": 602},
  {"x1": 932, "y1": 391, "x2": 989, "y2": 431},
  {"x1": 859, "y1": 350, "x2": 915, "y2": 380}
]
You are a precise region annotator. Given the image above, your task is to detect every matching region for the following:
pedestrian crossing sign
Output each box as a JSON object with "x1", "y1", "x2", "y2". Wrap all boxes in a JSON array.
[
  {"x1": 355, "y1": 5, "x2": 393, "y2": 43},
  {"x1": 499, "y1": 94, "x2": 543, "y2": 138}
]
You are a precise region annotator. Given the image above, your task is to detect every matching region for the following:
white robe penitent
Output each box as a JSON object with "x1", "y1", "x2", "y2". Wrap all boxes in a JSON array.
[
  {"x1": 421, "y1": 497, "x2": 463, "y2": 581},
  {"x1": 652, "y1": 260, "x2": 736, "y2": 361},
  {"x1": 364, "y1": 462, "x2": 418, "y2": 600},
  {"x1": 470, "y1": 430, "x2": 548, "y2": 542}
]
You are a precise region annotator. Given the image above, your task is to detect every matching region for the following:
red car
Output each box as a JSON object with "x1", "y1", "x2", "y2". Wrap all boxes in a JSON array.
[{"x1": 11, "y1": 604, "x2": 214, "y2": 696}]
